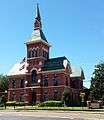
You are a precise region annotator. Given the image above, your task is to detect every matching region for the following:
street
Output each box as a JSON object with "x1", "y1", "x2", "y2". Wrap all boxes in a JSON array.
[
  {"x1": 0, "y1": 111, "x2": 104, "y2": 120},
  {"x1": 0, "y1": 116, "x2": 73, "y2": 120}
]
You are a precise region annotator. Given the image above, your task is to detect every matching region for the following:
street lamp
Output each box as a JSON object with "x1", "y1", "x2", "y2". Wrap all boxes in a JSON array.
[{"x1": 38, "y1": 79, "x2": 41, "y2": 84}]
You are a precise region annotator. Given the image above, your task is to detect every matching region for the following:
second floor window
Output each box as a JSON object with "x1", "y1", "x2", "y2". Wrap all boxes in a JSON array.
[
  {"x1": 12, "y1": 80, "x2": 16, "y2": 88},
  {"x1": 20, "y1": 79, "x2": 24, "y2": 88},
  {"x1": 31, "y1": 70, "x2": 37, "y2": 84}
]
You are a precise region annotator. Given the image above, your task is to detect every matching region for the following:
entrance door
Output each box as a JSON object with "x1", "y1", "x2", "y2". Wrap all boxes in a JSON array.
[{"x1": 32, "y1": 91, "x2": 36, "y2": 104}]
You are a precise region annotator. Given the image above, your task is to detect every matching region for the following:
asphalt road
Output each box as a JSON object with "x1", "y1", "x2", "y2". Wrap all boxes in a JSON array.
[
  {"x1": 0, "y1": 111, "x2": 104, "y2": 120},
  {"x1": 0, "y1": 116, "x2": 82, "y2": 120},
  {"x1": 0, "y1": 114, "x2": 82, "y2": 120}
]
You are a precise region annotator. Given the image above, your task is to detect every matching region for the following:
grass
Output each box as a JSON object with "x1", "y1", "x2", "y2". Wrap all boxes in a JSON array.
[{"x1": 0, "y1": 106, "x2": 104, "y2": 112}]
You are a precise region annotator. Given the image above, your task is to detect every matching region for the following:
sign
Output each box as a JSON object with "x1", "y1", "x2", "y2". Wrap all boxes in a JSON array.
[{"x1": 90, "y1": 103, "x2": 100, "y2": 109}]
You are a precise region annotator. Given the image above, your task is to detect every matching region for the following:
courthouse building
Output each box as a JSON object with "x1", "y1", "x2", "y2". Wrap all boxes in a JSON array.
[{"x1": 7, "y1": 4, "x2": 84, "y2": 104}]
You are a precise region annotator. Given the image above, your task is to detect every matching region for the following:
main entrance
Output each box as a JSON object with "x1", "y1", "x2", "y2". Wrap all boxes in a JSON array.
[{"x1": 31, "y1": 91, "x2": 36, "y2": 104}]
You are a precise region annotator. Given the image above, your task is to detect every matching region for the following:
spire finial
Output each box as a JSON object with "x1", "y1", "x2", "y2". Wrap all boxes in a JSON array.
[{"x1": 34, "y1": 3, "x2": 42, "y2": 30}]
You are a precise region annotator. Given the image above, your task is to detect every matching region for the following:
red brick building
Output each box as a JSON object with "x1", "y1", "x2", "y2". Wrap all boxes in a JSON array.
[{"x1": 7, "y1": 4, "x2": 84, "y2": 104}]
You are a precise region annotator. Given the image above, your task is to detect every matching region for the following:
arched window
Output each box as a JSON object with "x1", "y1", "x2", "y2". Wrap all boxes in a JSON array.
[
  {"x1": 36, "y1": 48, "x2": 39, "y2": 57},
  {"x1": 32, "y1": 49, "x2": 36, "y2": 57},
  {"x1": 32, "y1": 49, "x2": 34, "y2": 57},
  {"x1": 35, "y1": 48, "x2": 38, "y2": 57},
  {"x1": 31, "y1": 70, "x2": 37, "y2": 84},
  {"x1": 43, "y1": 50, "x2": 48, "y2": 59}
]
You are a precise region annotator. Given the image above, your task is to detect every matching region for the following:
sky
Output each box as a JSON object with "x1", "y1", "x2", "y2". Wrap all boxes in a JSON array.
[{"x1": 0, "y1": 0, "x2": 104, "y2": 88}]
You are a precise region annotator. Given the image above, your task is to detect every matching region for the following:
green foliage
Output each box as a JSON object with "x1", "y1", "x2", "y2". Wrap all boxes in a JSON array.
[
  {"x1": 38, "y1": 101, "x2": 63, "y2": 107},
  {"x1": 6, "y1": 101, "x2": 16, "y2": 106},
  {"x1": 90, "y1": 62, "x2": 104, "y2": 100},
  {"x1": 15, "y1": 102, "x2": 25, "y2": 106},
  {"x1": 6, "y1": 101, "x2": 25, "y2": 106},
  {"x1": 0, "y1": 74, "x2": 8, "y2": 92},
  {"x1": 62, "y1": 87, "x2": 70, "y2": 106},
  {"x1": 0, "y1": 97, "x2": 3, "y2": 106}
]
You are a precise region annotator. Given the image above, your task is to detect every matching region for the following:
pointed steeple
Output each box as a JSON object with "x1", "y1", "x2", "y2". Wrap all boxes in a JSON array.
[
  {"x1": 26, "y1": 3, "x2": 51, "y2": 47},
  {"x1": 34, "y1": 3, "x2": 42, "y2": 30}
]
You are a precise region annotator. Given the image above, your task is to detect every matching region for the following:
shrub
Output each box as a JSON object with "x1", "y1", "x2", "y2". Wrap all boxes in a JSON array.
[
  {"x1": 38, "y1": 101, "x2": 63, "y2": 107},
  {"x1": 6, "y1": 101, "x2": 25, "y2": 106},
  {"x1": 15, "y1": 102, "x2": 25, "y2": 106},
  {"x1": 6, "y1": 101, "x2": 16, "y2": 106}
]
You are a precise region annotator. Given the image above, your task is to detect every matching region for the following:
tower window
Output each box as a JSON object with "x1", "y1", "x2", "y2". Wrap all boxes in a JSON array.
[
  {"x1": 32, "y1": 49, "x2": 35, "y2": 57},
  {"x1": 35, "y1": 49, "x2": 38, "y2": 57},
  {"x1": 43, "y1": 50, "x2": 48, "y2": 58},
  {"x1": 36, "y1": 48, "x2": 40, "y2": 57},
  {"x1": 32, "y1": 49, "x2": 38, "y2": 57},
  {"x1": 31, "y1": 70, "x2": 37, "y2": 84},
  {"x1": 27, "y1": 50, "x2": 31, "y2": 58}
]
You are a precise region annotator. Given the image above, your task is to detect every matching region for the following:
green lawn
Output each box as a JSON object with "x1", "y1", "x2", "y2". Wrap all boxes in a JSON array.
[{"x1": 0, "y1": 106, "x2": 104, "y2": 112}]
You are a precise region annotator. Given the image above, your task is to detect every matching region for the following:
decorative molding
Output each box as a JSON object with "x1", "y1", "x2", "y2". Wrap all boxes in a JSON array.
[{"x1": 39, "y1": 69, "x2": 65, "y2": 74}]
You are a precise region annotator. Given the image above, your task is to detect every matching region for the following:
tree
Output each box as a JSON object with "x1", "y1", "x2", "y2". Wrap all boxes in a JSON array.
[
  {"x1": 62, "y1": 87, "x2": 70, "y2": 106},
  {"x1": 0, "y1": 74, "x2": 8, "y2": 92},
  {"x1": 90, "y1": 62, "x2": 104, "y2": 100}
]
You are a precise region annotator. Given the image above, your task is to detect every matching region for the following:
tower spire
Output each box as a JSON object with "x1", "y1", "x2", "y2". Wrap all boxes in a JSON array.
[{"x1": 34, "y1": 3, "x2": 42, "y2": 30}]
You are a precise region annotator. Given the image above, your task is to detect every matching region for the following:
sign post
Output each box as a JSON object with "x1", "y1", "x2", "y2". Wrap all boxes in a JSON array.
[{"x1": 80, "y1": 92, "x2": 85, "y2": 110}]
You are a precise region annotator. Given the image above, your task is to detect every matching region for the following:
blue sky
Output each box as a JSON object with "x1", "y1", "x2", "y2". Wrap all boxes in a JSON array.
[{"x1": 0, "y1": 0, "x2": 104, "y2": 88}]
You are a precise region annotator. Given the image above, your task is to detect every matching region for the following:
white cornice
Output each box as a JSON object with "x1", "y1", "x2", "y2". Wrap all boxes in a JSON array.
[{"x1": 25, "y1": 39, "x2": 51, "y2": 47}]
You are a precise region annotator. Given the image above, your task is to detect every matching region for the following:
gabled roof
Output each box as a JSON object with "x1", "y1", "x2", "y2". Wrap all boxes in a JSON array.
[
  {"x1": 7, "y1": 61, "x2": 28, "y2": 76},
  {"x1": 70, "y1": 66, "x2": 85, "y2": 79},
  {"x1": 42, "y1": 56, "x2": 69, "y2": 71}
]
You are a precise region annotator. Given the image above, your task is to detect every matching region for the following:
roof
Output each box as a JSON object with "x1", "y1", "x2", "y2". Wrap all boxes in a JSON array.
[
  {"x1": 8, "y1": 57, "x2": 84, "y2": 79},
  {"x1": 42, "y1": 57, "x2": 84, "y2": 79},
  {"x1": 7, "y1": 61, "x2": 28, "y2": 76},
  {"x1": 27, "y1": 29, "x2": 48, "y2": 44},
  {"x1": 42, "y1": 56, "x2": 69, "y2": 71},
  {"x1": 70, "y1": 66, "x2": 84, "y2": 78}
]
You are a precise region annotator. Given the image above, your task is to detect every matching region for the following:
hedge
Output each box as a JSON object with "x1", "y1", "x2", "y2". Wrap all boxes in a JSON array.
[
  {"x1": 6, "y1": 101, "x2": 25, "y2": 106},
  {"x1": 38, "y1": 101, "x2": 63, "y2": 107}
]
